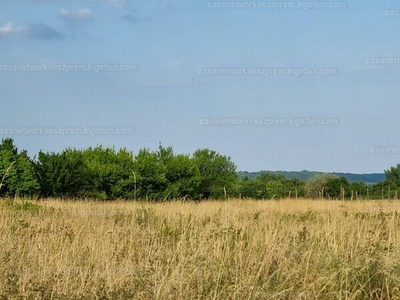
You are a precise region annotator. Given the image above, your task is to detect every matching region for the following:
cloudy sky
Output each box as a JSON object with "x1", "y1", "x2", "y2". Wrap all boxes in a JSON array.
[{"x1": 1, "y1": 0, "x2": 400, "y2": 173}]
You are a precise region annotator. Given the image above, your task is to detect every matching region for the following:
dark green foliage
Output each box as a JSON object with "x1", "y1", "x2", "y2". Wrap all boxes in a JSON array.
[
  {"x1": 364, "y1": 165, "x2": 400, "y2": 199},
  {"x1": 0, "y1": 138, "x2": 39, "y2": 197},
  {"x1": 284, "y1": 178, "x2": 306, "y2": 197},
  {"x1": 31, "y1": 144, "x2": 236, "y2": 200},
  {"x1": 133, "y1": 148, "x2": 167, "y2": 200},
  {"x1": 369, "y1": 181, "x2": 399, "y2": 200},
  {"x1": 2, "y1": 137, "x2": 400, "y2": 201},
  {"x1": 236, "y1": 173, "x2": 306, "y2": 199},
  {"x1": 160, "y1": 151, "x2": 201, "y2": 199},
  {"x1": 326, "y1": 177, "x2": 348, "y2": 199},
  {"x1": 237, "y1": 170, "x2": 385, "y2": 184},
  {"x1": 192, "y1": 149, "x2": 237, "y2": 199},
  {"x1": 35, "y1": 149, "x2": 91, "y2": 198},
  {"x1": 306, "y1": 173, "x2": 339, "y2": 198},
  {"x1": 83, "y1": 146, "x2": 135, "y2": 200},
  {"x1": 256, "y1": 173, "x2": 286, "y2": 183},
  {"x1": 237, "y1": 177, "x2": 267, "y2": 199},
  {"x1": 348, "y1": 181, "x2": 368, "y2": 197},
  {"x1": 384, "y1": 164, "x2": 400, "y2": 185},
  {"x1": 35, "y1": 146, "x2": 136, "y2": 200}
]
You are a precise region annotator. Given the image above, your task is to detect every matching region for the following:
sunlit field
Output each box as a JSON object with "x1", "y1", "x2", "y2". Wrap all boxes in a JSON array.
[{"x1": 1, "y1": 198, "x2": 400, "y2": 299}]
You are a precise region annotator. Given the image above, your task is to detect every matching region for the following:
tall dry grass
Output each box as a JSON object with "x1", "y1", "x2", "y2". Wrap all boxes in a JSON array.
[{"x1": 1, "y1": 198, "x2": 400, "y2": 299}]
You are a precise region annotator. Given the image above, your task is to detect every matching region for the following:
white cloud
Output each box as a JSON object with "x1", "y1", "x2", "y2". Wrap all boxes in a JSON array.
[
  {"x1": 0, "y1": 22, "x2": 27, "y2": 36},
  {"x1": 0, "y1": 22, "x2": 64, "y2": 40},
  {"x1": 21, "y1": 23, "x2": 64, "y2": 40},
  {"x1": 0, "y1": 22, "x2": 15, "y2": 35}
]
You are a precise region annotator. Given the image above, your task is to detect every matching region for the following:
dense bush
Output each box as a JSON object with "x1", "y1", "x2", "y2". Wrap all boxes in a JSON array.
[
  {"x1": 1, "y1": 137, "x2": 399, "y2": 200},
  {"x1": 0, "y1": 138, "x2": 39, "y2": 197}
]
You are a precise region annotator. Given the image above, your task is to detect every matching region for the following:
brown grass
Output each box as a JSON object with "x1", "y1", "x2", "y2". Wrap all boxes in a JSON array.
[{"x1": 1, "y1": 198, "x2": 400, "y2": 299}]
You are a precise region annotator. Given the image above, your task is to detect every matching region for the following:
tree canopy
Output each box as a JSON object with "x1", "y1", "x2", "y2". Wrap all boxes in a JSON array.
[{"x1": 0, "y1": 137, "x2": 398, "y2": 200}]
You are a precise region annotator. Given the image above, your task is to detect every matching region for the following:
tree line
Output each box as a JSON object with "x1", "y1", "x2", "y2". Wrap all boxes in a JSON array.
[
  {"x1": 1, "y1": 137, "x2": 400, "y2": 200},
  {"x1": 238, "y1": 170, "x2": 384, "y2": 184}
]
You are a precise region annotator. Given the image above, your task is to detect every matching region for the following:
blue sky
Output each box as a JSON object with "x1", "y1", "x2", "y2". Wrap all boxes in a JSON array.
[{"x1": 1, "y1": 0, "x2": 400, "y2": 173}]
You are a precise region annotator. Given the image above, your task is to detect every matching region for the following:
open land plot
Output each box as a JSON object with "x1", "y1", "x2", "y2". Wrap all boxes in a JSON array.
[{"x1": 1, "y1": 198, "x2": 400, "y2": 299}]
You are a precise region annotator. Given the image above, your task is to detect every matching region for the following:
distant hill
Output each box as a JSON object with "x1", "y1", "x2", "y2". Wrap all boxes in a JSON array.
[{"x1": 237, "y1": 170, "x2": 385, "y2": 184}]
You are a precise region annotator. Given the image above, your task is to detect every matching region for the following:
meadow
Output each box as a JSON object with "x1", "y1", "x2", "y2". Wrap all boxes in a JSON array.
[{"x1": 1, "y1": 198, "x2": 400, "y2": 299}]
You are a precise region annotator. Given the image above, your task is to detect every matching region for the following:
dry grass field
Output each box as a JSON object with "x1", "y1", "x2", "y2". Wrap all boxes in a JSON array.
[{"x1": 1, "y1": 198, "x2": 400, "y2": 299}]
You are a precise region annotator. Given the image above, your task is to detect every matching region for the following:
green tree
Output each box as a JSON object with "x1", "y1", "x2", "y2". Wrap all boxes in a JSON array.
[
  {"x1": 192, "y1": 149, "x2": 237, "y2": 199},
  {"x1": 265, "y1": 180, "x2": 285, "y2": 198},
  {"x1": 367, "y1": 164, "x2": 400, "y2": 199},
  {"x1": 165, "y1": 154, "x2": 201, "y2": 200},
  {"x1": 348, "y1": 181, "x2": 368, "y2": 199},
  {"x1": 237, "y1": 177, "x2": 267, "y2": 199},
  {"x1": 83, "y1": 146, "x2": 135, "y2": 200},
  {"x1": 0, "y1": 138, "x2": 39, "y2": 197},
  {"x1": 155, "y1": 145, "x2": 201, "y2": 200},
  {"x1": 35, "y1": 149, "x2": 91, "y2": 198},
  {"x1": 305, "y1": 173, "x2": 338, "y2": 198},
  {"x1": 326, "y1": 176, "x2": 348, "y2": 199},
  {"x1": 133, "y1": 148, "x2": 167, "y2": 200},
  {"x1": 256, "y1": 173, "x2": 286, "y2": 183},
  {"x1": 384, "y1": 164, "x2": 400, "y2": 186},
  {"x1": 284, "y1": 178, "x2": 306, "y2": 198}
]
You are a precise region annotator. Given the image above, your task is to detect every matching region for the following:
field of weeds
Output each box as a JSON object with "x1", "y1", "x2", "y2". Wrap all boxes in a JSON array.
[{"x1": 1, "y1": 198, "x2": 400, "y2": 299}]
